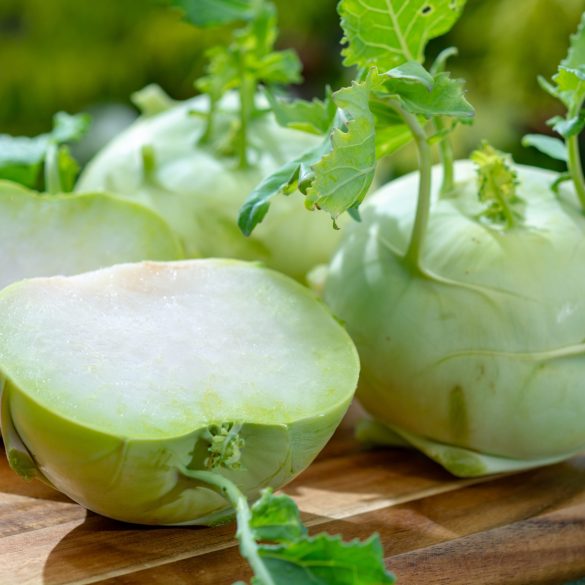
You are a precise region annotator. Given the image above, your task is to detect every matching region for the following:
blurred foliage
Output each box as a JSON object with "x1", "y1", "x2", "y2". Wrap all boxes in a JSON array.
[{"x1": 0, "y1": 0, "x2": 584, "y2": 170}]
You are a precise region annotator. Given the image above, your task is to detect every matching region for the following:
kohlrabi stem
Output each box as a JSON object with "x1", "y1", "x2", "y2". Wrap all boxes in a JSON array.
[
  {"x1": 179, "y1": 467, "x2": 275, "y2": 585},
  {"x1": 434, "y1": 117, "x2": 455, "y2": 196},
  {"x1": 388, "y1": 101, "x2": 433, "y2": 270},
  {"x1": 238, "y1": 70, "x2": 255, "y2": 169},
  {"x1": 199, "y1": 96, "x2": 217, "y2": 145},
  {"x1": 567, "y1": 100, "x2": 585, "y2": 210},
  {"x1": 44, "y1": 143, "x2": 62, "y2": 195}
]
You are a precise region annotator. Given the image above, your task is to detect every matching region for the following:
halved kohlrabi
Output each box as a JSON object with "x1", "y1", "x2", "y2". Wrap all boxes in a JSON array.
[
  {"x1": 0, "y1": 259, "x2": 359, "y2": 525},
  {"x1": 76, "y1": 91, "x2": 342, "y2": 281},
  {"x1": 0, "y1": 180, "x2": 182, "y2": 290}
]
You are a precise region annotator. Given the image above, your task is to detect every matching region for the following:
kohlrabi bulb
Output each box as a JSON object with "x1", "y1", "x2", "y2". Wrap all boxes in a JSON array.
[
  {"x1": 0, "y1": 180, "x2": 182, "y2": 290},
  {"x1": 325, "y1": 160, "x2": 585, "y2": 477},
  {"x1": 0, "y1": 259, "x2": 358, "y2": 524},
  {"x1": 77, "y1": 90, "x2": 341, "y2": 281}
]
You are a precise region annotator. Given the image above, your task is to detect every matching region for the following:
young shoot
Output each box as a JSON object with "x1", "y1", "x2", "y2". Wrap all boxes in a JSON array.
[{"x1": 171, "y1": 0, "x2": 302, "y2": 168}]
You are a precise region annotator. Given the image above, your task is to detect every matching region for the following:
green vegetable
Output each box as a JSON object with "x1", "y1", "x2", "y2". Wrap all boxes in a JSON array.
[
  {"x1": 0, "y1": 180, "x2": 182, "y2": 290},
  {"x1": 326, "y1": 159, "x2": 585, "y2": 476},
  {"x1": 78, "y1": 1, "x2": 341, "y2": 282},
  {"x1": 0, "y1": 259, "x2": 359, "y2": 525}
]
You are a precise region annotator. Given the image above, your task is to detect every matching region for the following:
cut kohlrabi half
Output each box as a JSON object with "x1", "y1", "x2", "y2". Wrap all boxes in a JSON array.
[
  {"x1": 0, "y1": 180, "x2": 182, "y2": 290},
  {"x1": 0, "y1": 259, "x2": 358, "y2": 525},
  {"x1": 76, "y1": 92, "x2": 342, "y2": 281}
]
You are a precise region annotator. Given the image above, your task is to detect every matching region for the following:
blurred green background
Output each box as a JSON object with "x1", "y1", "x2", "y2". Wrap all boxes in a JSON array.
[{"x1": 0, "y1": 0, "x2": 583, "y2": 170}]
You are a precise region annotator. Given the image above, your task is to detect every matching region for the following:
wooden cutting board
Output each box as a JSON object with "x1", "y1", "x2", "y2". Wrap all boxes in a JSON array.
[{"x1": 1, "y1": 402, "x2": 584, "y2": 585}]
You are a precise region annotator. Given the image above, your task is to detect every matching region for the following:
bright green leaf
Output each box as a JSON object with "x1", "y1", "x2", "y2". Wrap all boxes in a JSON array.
[
  {"x1": 253, "y1": 49, "x2": 302, "y2": 85},
  {"x1": 548, "y1": 113, "x2": 585, "y2": 138},
  {"x1": 249, "y1": 489, "x2": 307, "y2": 543},
  {"x1": 339, "y1": 0, "x2": 467, "y2": 71},
  {"x1": 386, "y1": 72, "x2": 474, "y2": 118},
  {"x1": 267, "y1": 89, "x2": 336, "y2": 135},
  {"x1": 522, "y1": 134, "x2": 568, "y2": 162},
  {"x1": 385, "y1": 61, "x2": 434, "y2": 90},
  {"x1": 306, "y1": 80, "x2": 377, "y2": 221},
  {"x1": 238, "y1": 137, "x2": 332, "y2": 235},
  {"x1": 257, "y1": 533, "x2": 395, "y2": 585},
  {"x1": 171, "y1": 0, "x2": 256, "y2": 26}
]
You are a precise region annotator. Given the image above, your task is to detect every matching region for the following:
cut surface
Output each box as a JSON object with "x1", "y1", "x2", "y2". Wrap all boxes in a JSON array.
[
  {"x1": 0, "y1": 260, "x2": 358, "y2": 438},
  {"x1": 0, "y1": 181, "x2": 182, "y2": 290}
]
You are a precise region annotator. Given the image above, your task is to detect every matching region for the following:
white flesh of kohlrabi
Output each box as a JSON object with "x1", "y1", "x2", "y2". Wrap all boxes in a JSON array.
[
  {"x1": 325, "y1": 160, "x2": 585, "y2": 477},
  {"x1": 0, "y1": 259, "x2": 359, "y2": 524},
  {"x1": 0, "y1": 180, "x2": 182, "y2": 290},
  {"x1": 77, "y1": 92, "x2": 342, "y2": 281}
]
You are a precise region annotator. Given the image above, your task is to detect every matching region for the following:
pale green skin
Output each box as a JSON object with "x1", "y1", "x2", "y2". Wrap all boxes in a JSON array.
[
  {"x1": 326, "y1": 161, "x2": 585, "y2": 477},
  {"x1": 0, "y1": 260, "x2": 358, "y2": 525},
  {"x1": 0, "y1": 180, "x2": 182, "y2": 290},
  {"x1": 77, "y1": 92, "x2": 341, "y2": 282}
]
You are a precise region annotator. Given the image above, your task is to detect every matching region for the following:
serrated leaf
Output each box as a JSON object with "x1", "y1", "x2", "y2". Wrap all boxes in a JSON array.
[
  {"x1": 267, "y1": 89, "x2": 336, "y2": 135},
  {"x1": 249, "y1": 490, "x2": 307, "y2": 543},
  {"x1": 562, "y1": 11, "x2": 585, "y2": 73},
  {"x1": 171, "y1": 0, "x2": 256, "y2": 26},
  {"x1": 386, "y1": 71, "x2": 474, "y2": 118},
  {"x1": 339, "y1": 0, "x2": 467, "y2": 71},
  {"x1": 257, "y1": 533, "x2": 395, "y2": 585},
  {"x1": 522, "y1": 134, "x2": 568, "y2": 162},
  {"x1": 238, "y1": 136, "x2": 332, "y2": 235},
  {"x1": 385, "y1": 60, "x2": 434, "y2": 90},
  {"x1": 306, "y1": 80, "x2": 377, "y2": 221}
]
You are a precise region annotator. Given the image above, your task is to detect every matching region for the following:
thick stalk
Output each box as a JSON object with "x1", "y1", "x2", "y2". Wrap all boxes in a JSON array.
[
  {"x1": 567, "y1": 100, "x2": 585, "y2": 209},
  {"x1": 238, "y1": 70, "x2": 256, "y2": 169},
  {"x1": 434, "y1": 117, "x2": 454, "y2": 196},
  {"x1": 387, "y1": 102, "x2": 433, "y2": 269},
  {"x1": 179, "y1": 468, "x2": 274, "y2": 585}
]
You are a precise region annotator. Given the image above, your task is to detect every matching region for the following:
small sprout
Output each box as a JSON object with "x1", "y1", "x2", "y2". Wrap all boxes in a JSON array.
[{"x1": 204, "y1": 423, "x2": 245, "y2": 470}]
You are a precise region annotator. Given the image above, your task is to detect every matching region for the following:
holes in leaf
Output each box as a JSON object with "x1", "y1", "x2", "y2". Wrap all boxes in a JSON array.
[{"x1": 421, "y1": 5, "x2": 433, "y2": 15}]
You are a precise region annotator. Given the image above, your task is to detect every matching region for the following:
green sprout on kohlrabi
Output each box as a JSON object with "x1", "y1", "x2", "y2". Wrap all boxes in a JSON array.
[
  {"x1": 0, "y1": 114, "x2": 182, "y2": 291},
  {"x1": 241, "y1": 1, "x2": 585, "y2": 478},
  {"x1": 77, "y1": 0, "x2": 343, "y2": 281},
  {"x1": 0, "y1": 259, "x2": 393, "y2": 585}
]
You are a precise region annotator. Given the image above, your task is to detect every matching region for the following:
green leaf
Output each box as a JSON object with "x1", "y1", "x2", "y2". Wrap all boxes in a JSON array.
[
  {"x1": 249, "y1": 489, "x2": 307, "y2": 543},
  {"x1": 522, "y1": 134, "x2": 568, "y2": 162},
  {"x1": 306, "y1": 80, "x2": 377, "y2": 221},
  {"x1": 385, "y1": 71, "x2": 474, "y2": 118},
  {"x1": 0, "y1": 112, "x2": 89, "y2": 190},
  {"x1": 51, "y1": 112, "x2": 91, "y2": 144},
  {"x1": 253, "y1": 49, "x2": 302, "y2": 85},
  {"x1": 171, "y1": 0, "x2": 256, "y2": 26},
  {"x1": 385, "y1": 61, "x2": 434, "y2": 90},
  {"x1": 548, "y1": 113, "x2": 585, "y2": 138},
  {"x1": 257, "y1": 533, "x2": 395, "y2": 585},
  {"x1": 238, "y1": 137, "x2": 332, "y2": 236},
  {"x1": 339, "y1": 0, "x2": 467, "y2": 71},
  {"x1": 267, "y1": 88, "x2": 336, "y2": 135}
]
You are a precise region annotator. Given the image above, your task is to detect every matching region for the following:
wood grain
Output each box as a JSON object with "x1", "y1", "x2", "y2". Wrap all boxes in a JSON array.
[{"x1": 0, "y1": 403, "x2": 584, "y2": 585}]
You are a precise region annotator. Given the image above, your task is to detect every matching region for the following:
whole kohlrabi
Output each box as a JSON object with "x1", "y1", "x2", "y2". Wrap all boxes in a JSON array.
[{"x1": 77, "y1": 1, "x2": 343, "y2": 282}]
